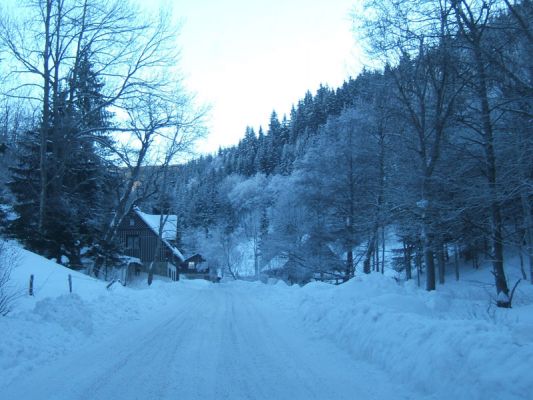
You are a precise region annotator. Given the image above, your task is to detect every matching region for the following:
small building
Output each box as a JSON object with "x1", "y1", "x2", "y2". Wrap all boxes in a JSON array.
[
  {"x1": 117, "y1": 206, "x2": 184, "y2": 281},
  {"x1": 179, "y1": 254, "x2": 211, "y2": 280},
  {"x1": 262, "y1": 238, "x2": 344, "y2": 285}
]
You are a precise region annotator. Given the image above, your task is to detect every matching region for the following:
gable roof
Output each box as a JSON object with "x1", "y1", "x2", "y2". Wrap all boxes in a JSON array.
[
  {"x1": 134, "y1": 208, "x2": 177, "y2": 240},
  {"x1": 132, "y1": 207, "x2": 184, "y2": 262},
  {"x1": 182, "y1": 254, "x2": 206, "y2": 264}
]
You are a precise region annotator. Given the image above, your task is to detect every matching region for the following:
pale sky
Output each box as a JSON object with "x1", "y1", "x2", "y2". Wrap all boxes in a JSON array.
[
  {"x1": 4, "y1": 0, "x2": 363, "y2": 155},
  {"x1": 171, "y1": 0, "x2": 363, "y2": 154}
]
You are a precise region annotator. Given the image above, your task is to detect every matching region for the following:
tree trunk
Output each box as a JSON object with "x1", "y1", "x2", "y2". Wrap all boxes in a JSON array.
[
  {"x1": 421, "y1": 206, "x2": 435, "y2": 291},
  {"x1": 416, "y1": 245, "x2": 422, "y2": 287},
  {"x1": 378, "y1": 128, "x2": 386, "y2": 275},
  {"x1": 38, "y1": 0, "x2": 53, "y2": 234},
  {"x1": 404, "y1": 241, "x2": 412, "y2": 280},
  {"x1": 363, "y1": 234, "x2": 376, "y2": 274},
  {"x1": 425, "y1": 247, "x2": 436, "y2": 291},
  {"x1": 381, "y1": 227, "x2": 385, "y2": 274},
  {"x1": 346, "y1": 248, "x2": 353, "y2": 280},
  {"x1": 518, "y1": 241, "x2": 527, "y2": 280},
  {"x1": 92, "y1": 136, "x2": 151, "y2": 277},
  {"x1": 475, "y1": 48, "x2": 509, "y2": 304},
  {"x1": 148, "y1": 237, "x2": 163, "y2": 286},
  {"x1": 520, "y1": 192, "x2": 533, "y2": 284},
  {"x1": 437, "y1": 244, "x2": 445, "y2": 285},
  {"x1": 454, "y1": 243, "x2": 460, "y2": 281},
  {"x1": 375, "y1": 233, "x2": 380, "y2": 273}
]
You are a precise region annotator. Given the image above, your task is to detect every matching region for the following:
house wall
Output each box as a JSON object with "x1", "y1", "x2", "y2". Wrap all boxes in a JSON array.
[{"x1": 117, "y1": 211, "x2": 174, "y2": 263}]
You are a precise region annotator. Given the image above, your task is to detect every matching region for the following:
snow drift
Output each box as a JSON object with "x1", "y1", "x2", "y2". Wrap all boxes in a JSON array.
[
  {"x1": 290, "y1": 274, "x2": 533, "y2": 400},
  {"x1": 1, "y1": 242, "x2": 532, "y2": 400}
]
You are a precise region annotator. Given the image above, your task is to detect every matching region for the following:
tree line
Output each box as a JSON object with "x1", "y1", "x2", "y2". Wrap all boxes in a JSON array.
[
  {"x1": 0, "y1": 0, "x2": 531, "y2": 308},
  {"x1": 168, "y1": 0, "x2": 532, "y2": 308}
]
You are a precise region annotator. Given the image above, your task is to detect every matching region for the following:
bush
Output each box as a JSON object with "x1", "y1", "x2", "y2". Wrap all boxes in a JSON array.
[{"x1": 0, "y1": 242, "x2": 19, "y2": 316}]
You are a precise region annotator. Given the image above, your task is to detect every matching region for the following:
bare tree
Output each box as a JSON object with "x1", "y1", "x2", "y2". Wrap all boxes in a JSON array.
[
  {"x1": 450, "y1": 0, "x2": 513, "y2": 305},
  {"x1": 193, "y1": 224, "x2": 241, "y2": 280},
  {"x1": 227, "y1": 174, "x2": 271, "y2": 279},
  {"x1": 0, "y1": 242, "x2": 20, "y2": 316},
  {"x1": 0, "y1": 0, "x2": 181, "y2": 236},
  {"x1": 146, "y1": 94, "x2": 206, "y2": 284},
  {"x1": 360, "y1": 0, "x2": 463, "y2": 290},
  {"x1": 219, "y1": 230, "x2": 241, "y2": 280},
  {"x1": 93, "y1": 91, "x2": 206, "y2": 277}
]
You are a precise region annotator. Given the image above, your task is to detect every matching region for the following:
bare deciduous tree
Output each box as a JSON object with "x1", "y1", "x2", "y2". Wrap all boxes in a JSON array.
[
  {"x1": 0, "y1": 242, "x2": 20, "y2": 316},
  {"x1": 93, "y1": 91, "x2": 206, "y2": 277},
  {"x1": 0, "y1": 0, "x2": 181, "y2": 236}
]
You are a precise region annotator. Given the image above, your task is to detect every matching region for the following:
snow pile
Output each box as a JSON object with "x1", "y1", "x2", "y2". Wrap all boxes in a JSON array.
[
  {"x1": 0, "y1": 295, "x2": 96, "y2": 383},
  {"x1": 291, "y1": 273, "x2": 533, "y2": 400},
  {"x1": 0, "y1": 243, "x2": 209, "y2": 388},
  {"x1": 33, "y1": 294, "x2": 94, "y2": 335},
  {"x1": 2, "y1": 241, "x2": 532, "y2": 400}
]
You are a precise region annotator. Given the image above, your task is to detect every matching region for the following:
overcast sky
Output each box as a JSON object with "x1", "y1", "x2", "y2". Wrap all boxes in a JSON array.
[{"x1": 171, "y1": 0, "x2": 363, "y2": 154}]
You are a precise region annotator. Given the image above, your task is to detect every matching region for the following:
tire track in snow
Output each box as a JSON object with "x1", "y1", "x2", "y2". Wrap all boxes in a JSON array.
[{"x1": 5, "y1": 283, "x2": 423, "y2": 400}]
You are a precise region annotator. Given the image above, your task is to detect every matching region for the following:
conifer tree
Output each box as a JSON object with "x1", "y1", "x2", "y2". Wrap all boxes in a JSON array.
[{"x1": 8, "y1": 50, "x2": 114, "y2": 266}]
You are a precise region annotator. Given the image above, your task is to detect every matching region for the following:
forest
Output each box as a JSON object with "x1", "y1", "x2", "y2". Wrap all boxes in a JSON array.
[{"x1": 0, "y1": 0, "x2": 532, "y2": 309}]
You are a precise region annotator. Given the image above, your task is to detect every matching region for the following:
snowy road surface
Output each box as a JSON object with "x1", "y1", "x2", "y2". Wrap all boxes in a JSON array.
[{"x1": 5, "y1": 283, "x2": 416, "y2": 400}]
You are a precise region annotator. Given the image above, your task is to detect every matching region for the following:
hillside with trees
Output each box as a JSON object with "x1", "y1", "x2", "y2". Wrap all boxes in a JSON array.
[
  {"x1": 1, "y1": 3, "x2": 532, "y2": 400},
  {"x1": 0, "y1": 0, "x2": 531, "y2": 309},
  {"x1": 156, "y1": 0, "x2": 533, "y2": 308}
]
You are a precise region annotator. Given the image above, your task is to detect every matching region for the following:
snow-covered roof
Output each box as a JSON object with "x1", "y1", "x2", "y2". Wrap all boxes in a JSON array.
[
  {"x1": 133, "y1": 207, "x2": 184, "y2": 261},
  {"x1": 135, "y1": 209, "x2": 177, "y2": 240},
  {"x1": 170, "y1": 246, "x2": 185, "y2": 262}
]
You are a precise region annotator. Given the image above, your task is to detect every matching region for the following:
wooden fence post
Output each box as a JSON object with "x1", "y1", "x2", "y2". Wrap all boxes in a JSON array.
[
  {"x1": 29, "y1": 274, "x2": 34, "y2": 296},
  {"x1": 68, "y1": 274, "x2": 72, "y2": 293}
]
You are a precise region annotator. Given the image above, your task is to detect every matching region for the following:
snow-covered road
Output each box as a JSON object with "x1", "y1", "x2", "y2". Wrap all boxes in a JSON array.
[{"x1": 5, "y1": 283, "x2": 415, "y2": 400}]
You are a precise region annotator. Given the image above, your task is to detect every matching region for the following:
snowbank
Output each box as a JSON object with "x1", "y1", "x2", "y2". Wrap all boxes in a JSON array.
[
  {"x1": 290, "y1": 273, "x2": 533, "y2": 400},
  {"x1": 2, "y1": 242, "x2": 532, "y2": 400},
  {"x1": 0, "y1": 243, "x2": 212, "y2": 387}
]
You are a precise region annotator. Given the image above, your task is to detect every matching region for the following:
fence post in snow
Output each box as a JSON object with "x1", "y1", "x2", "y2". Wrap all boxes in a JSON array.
[
  {"x1": 29, "y1": 274, "x2": 34, "y2": 296},
  {"x1": 68, "y1": 274, "x2": 72, "y2": 293}
]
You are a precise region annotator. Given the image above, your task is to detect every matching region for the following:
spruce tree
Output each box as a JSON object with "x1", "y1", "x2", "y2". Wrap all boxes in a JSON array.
[{"x1": 8, "y1": 49, "x2": 114, "y2": 266}]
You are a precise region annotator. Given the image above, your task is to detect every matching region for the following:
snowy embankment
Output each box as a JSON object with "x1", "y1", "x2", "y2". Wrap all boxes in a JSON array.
[
  {"x1": 0, "y1": 244, "x2": 197, "y2": 387},
  {"x1": 1, "y1": 242, "x2": 532, "y2": 399},
  {"x1": 280, "y1": 273, "x2": 533, "y2": 400}
]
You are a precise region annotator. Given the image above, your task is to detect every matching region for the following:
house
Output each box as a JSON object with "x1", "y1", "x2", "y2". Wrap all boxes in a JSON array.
[
  {"x1": 116, "y1": 206, "x2": 184, "y2": 281},
  {"x1": 261, "y1": 237, "x2": 344, "y2": 285},
  {"x1": 179, "y1": 254, "x2": 211, "y2": 280}
]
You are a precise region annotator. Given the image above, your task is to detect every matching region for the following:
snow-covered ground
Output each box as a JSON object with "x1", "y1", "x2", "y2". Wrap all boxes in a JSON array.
[
  {"x1": 292, "y1": 274, "x2": 533, "y2": 400},
  {"x1": 1, "y1": 243, "x2": 532, "y2": 399}
]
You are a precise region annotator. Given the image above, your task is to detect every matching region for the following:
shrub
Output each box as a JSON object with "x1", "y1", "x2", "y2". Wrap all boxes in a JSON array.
[{"x1": 0, "y1": 242, "x2": 19, "y2": 316}]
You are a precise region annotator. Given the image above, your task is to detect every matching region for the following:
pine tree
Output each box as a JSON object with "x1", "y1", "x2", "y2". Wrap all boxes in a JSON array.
[
  {"x1": 8, "y1": 49, "x2": 114, "y2": 266},
  {"x1": 8, "y1": 131, "x2": 44, "y2": 252}
]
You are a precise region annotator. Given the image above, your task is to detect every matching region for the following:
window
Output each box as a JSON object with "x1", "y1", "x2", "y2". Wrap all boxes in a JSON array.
[
  {"x1": 188, "y1": 261, "x2": 195, "y2": 269},
  {"x1": 126, "y1": 235, "x2": 140, "y2": 250},
  {"x1": 129, "y1": 218, "x2": 135, "y2": 227}
]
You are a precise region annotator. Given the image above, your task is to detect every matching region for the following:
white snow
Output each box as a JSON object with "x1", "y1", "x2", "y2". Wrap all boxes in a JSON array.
[
  {"x1": 1, "y1": 242, "x2": 532, "y2": 400},
  {"x1": 291, "y1": 274, "x2": 533, "y2": 400},
  {"x1": 135, "y1": 209, "x2": 178, "y2": 241}
]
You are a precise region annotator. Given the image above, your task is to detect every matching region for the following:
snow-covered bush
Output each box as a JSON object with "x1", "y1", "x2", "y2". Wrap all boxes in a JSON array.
[{"x1": 0, "y1": 242, "x2": 19, "y2": 316}]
